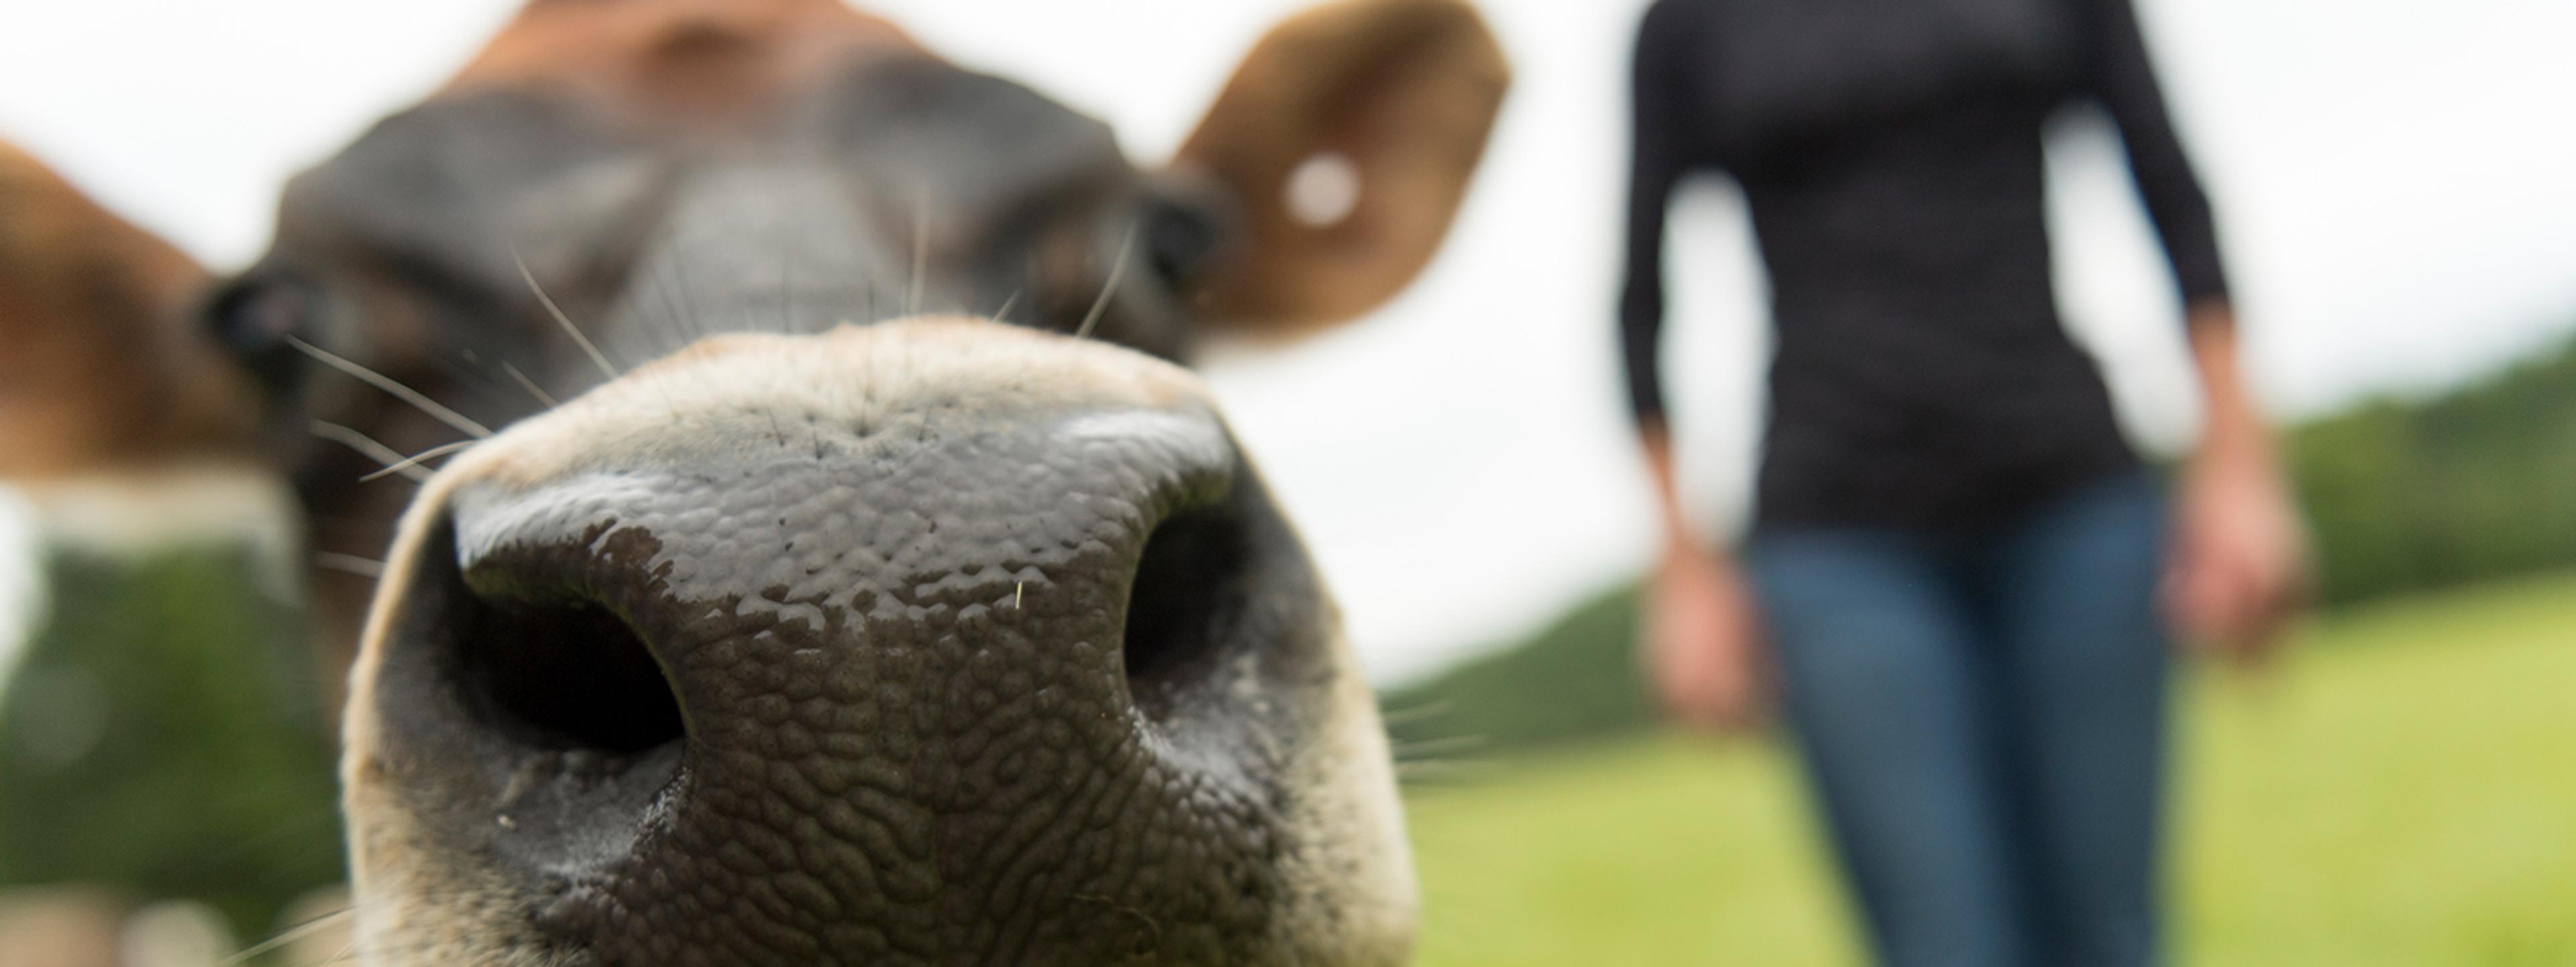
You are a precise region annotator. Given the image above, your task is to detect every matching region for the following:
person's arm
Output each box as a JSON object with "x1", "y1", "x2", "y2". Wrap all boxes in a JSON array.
[
  {"x1": 1620, "y1": 1, "x2": 1690, "y2": 431},
  {"x1": 2081, "y1": 0, "x2": 2308, "y2": 658},
  {"x1": 2186, "y1": 304, "x2": 2271, "y2": 471},
  {"x1": 1622, "y1": 5, "x2": 1768, "y2": 729},
  {"x1": 1639, "y1": 420, "x2": 1770, "y2": 731},
  {"x1": 2171, "y1": 303, "x2": 2310, "y2": 660},
  {"x1": 2084, "y1": 0, "x2": 2229, "y2": 309}
]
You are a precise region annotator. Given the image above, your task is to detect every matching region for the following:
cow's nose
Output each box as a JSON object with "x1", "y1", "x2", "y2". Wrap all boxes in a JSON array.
[
  {"x1": 357, "y1": 326, "x2": 1342, "y2": 963},
  {"x1": 435, "y1": 397, "x2": 1246, "y2": 760}
]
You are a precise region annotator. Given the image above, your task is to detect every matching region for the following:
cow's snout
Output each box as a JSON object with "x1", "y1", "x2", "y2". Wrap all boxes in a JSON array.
[{"x1": 344, "y1": 319, "x2": 1412, "y2": 965}]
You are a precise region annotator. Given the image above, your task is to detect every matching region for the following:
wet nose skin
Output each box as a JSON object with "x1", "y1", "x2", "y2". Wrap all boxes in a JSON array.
[{"x1": 354, "y1": 324, "x2": 1347, "y2": 965}]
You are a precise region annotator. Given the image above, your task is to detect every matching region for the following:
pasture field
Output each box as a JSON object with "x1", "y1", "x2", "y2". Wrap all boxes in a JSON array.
[{"x1": 1403, "y1": 572, "x2": 2576, "y2": 967}]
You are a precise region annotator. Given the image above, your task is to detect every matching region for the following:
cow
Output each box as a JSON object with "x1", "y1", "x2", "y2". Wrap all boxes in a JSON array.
[{"x1": 211, "y1": 0, "x2": 1508, "y2": 962}]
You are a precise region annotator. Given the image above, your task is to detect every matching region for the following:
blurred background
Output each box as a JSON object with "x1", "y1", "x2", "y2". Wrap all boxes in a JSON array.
[{"x1": 1, "y1": 0, "x2": 2572, "y2": 964}]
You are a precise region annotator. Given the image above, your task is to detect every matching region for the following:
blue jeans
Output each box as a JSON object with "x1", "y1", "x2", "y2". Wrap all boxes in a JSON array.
[{"x1": 1746, "y1": 471, "x2": 2171, "y2": 967}]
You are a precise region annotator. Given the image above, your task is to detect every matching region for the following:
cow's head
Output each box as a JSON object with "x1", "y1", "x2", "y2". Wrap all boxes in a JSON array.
[{"x1": 213, "y1": 0, "x2": 1507, "y2": 963}]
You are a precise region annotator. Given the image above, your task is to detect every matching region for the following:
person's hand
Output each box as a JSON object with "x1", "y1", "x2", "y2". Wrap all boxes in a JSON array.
[
  {"x1": 1640, "y1": 543, "x2": 1770, "y2": 731},
  {"x1": 2165, "y1": 440, "x2": 2311, "y2": 664}
]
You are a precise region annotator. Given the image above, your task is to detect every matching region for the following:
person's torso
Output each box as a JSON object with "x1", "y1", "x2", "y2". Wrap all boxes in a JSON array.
[{"x1": 1664, "y1": 0, "x2": 2139, "y2": 530}]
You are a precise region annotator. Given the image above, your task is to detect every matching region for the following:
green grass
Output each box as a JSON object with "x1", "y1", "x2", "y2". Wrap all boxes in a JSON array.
[
  {"x1": 1404, "y1": 572, "x2": 2576, "y2": 967},
  {"x1": 0, "y1": 547, "x2": 341, "y2": 939}
]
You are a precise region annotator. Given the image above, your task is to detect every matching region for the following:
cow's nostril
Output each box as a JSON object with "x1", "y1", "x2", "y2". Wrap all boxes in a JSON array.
[
  {"x1": 1122, "y1": 499, "x2": 1253, "y2": 719},
  {"x1": 453, "y1": 593, "x2": 684, "y2": 756}
]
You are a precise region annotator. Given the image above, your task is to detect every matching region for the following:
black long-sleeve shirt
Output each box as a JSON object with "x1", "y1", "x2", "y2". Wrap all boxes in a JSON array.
[{"x1": 1621, "y1": 0, "x2": 2230, "y2": 531}]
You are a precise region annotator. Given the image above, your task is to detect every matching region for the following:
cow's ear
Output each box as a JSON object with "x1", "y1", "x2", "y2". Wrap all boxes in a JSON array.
[
  {"x1": 0, "y1": 138, "x2": 254, "y2": 478},
  {"x1": 1171, "y1": 0, "x2": 1507, "y2": 340}
]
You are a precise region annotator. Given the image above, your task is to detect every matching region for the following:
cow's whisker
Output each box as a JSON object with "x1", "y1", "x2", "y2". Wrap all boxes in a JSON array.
[
  {"x1": 223, "y1": 904, "x2": 356, "y2": 966},
  {"x1": 513, "y1": 250, "x2": 621, "y2": 381},
  {"x1": 361, "y1": 440, "x2": 477, "y2": 482},
  {"x1": 780, "y1": 242, "x2": 800, "y2": 336},
  {"x1": 313, "y1": 937, "x2": 362, "y2": 966},
  {"x1": 1075, "y1": 220, "x2": 1139, "y2": 340},
  {"x1": 288, "y1": 339, "x2": 492, "y2": 440},
  {"x1": 499, "y1": 362, "x2": 560, "y2": 409},
  {"x1": 667, "y1": 243, "x2": 710, "y2": 344},
  {"x1": 652, "y1": 255, "x2": 697, "y2": 350},
  {"x1": 1393, "y1": 733, "x2": 1488, "y2": 760},
  {"x1": 313, "y1": 552, "x2": 388, "y2": 579},
  {"x1": 908, "y1": 187, "x2": 930, "y2": 315},
  {"x1": 309, "y1": 420, "x2": 434, "y2": 482}
]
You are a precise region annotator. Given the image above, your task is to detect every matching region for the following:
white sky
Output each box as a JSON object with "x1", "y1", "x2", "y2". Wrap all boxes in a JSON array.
[{"x1": 1, "y1": 0, "x2": 2571, "y2": 683}]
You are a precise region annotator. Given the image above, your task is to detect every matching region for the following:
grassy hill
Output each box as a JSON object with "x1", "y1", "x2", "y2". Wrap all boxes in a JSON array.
[
  {"x1": 2292, "y1": 338, "x2": 2576, "y2": 605},
  {"x1": 1402, "y1": 572, "x2": 2576, "y2": 966},
  {"x1": 1381, "y1": 581, "x2": 1651, "y2": 754}
]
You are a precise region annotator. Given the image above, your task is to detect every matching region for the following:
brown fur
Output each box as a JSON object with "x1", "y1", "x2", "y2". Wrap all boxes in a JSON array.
[
  {"x1": 443, "y1": 0, "x2": 928, "y2": 128},
  {"x1": 0, "y1": 140, "x2": 253, "y2": 479},
  {"x1": 448, "y1": 0, "x2": 1506, "y2": 336}
]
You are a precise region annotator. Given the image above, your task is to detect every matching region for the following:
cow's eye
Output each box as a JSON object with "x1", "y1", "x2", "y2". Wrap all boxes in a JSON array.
[
  {"x1": 1140, "y1": 192, "x2": 1228, "y2": 294},
  {"x1": 204, "y1": 270, "x2": 319, "y2": 401}
]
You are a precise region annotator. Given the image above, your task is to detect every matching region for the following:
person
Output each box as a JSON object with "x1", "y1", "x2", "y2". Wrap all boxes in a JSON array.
[{"x1": 1619, "y1": 0, "x2": 2310, "y2": 964}]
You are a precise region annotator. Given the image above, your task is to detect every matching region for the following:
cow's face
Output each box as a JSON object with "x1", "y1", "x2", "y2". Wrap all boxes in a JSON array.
[{"x1": 215, "y1": 1, "x2": 1507, "y2": 963}]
